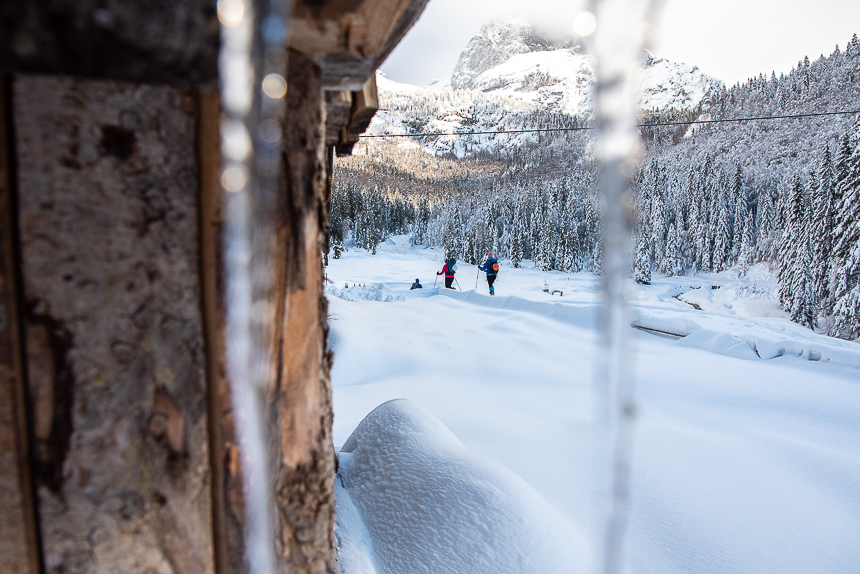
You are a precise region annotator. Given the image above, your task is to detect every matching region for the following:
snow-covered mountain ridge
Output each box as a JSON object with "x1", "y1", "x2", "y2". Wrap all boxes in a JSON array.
[
  {"x1": 450, "y1": 18, "x2": 578, "y2": 91},
  {"x1": 454, "y1": 19, "x2": 723, "y2": 115},
  {"x1": 367, "y1": 19, "x2": 723, "y2": 157}
]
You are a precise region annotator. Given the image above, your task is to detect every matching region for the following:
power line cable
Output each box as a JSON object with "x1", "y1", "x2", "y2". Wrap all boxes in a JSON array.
[{"x1": 360, "y1": 108, "x2": 860, "y2": 138}]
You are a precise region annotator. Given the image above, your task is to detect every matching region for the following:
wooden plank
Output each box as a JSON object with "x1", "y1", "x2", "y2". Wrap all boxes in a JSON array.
[
  {"x1": 14, "y1": 74, "x2": 215, "y2": 574},
  {"x1": 197, "y1": 90, "x2": 238, "y2": 574},
  {"x1": 348, "y1": 75, "x2": 379, "y2": 135},
  {"x1": 325, "y1": 90, "x2": 353, "y2": 147},
  {"x1": 0, "y1": 73, "x2": 40, "y2": 574},
  {"x1": 266, "y1": 51, "x2": 337, "y2": 574}
]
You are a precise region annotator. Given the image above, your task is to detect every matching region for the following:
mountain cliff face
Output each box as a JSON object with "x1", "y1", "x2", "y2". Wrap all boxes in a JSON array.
[
  {"x1": 449, "y1": 19, "x2": 723, "y2": 116},
  {"x1": 368, "y1": 20, "x2": 725, "y2": 160},
  {"x1": 450, "y1": 19, "x2": 577, "y2": 91}
]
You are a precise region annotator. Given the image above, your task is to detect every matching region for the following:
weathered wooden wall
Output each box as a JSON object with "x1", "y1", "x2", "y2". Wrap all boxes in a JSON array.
[
  {"x1": 2, "y1": 67, "x2": 340, "y2": 574},
  {"x1": 268, "y1": 51, "x2": 337, "y2": 574},
  {"x1": 14, "y1": 75, "x2": 215, "y2": 574},
  {"x1": 0, "y1": 1, "x2": 427, "y2": 571}
]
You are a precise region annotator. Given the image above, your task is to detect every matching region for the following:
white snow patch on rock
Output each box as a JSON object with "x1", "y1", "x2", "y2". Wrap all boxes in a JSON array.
[{"x1": 336, "y1": 399, "x2": 590, "y2": 574}]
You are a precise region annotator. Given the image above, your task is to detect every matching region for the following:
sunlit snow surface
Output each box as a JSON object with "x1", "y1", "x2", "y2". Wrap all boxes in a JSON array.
[
  {"x1": 336, "y1": 399, "x2": 590, "y2": 574},
  {"x1": 326, "y1": 236, "x2": 860, "y2": 574}
]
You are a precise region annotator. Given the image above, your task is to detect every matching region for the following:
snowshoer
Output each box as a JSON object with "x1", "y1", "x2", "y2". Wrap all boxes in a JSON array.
[
  {"x1": 411, "y1": 278, "x2": 423, "y2": 290},
  {"x1": 437, "y1": 257, "x2": 457, "y2": 289},
  {"x1": 478, "y1": 252, "x2": 500, "y2": 295}
]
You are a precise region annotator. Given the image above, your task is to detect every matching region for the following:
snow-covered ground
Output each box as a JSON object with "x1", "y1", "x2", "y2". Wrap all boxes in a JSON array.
[{"x1": 326, "y1": 236, "x2": 860, "y2": 574}]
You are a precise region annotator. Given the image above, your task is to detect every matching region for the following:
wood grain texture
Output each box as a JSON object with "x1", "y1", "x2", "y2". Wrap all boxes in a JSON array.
[
  {"x1": 267, "y1": 51, "x2": 337, "y2": 574},
  {"x1": 14, "y1": 74, "x2": 214, "y2": 574},
  {"x1": 0, "y1": 73, "x2": 40, "y2": 574}
]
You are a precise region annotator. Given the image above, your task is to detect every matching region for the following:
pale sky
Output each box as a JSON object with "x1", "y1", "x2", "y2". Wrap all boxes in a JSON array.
[{"x1": 380, "y1": 0, "x2": 860, "y2": 87}]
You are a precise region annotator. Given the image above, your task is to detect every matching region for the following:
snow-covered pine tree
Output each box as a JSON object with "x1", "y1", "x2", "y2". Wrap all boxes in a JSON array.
[
  {"x1": 737, "y1": 217, "x2": 754, "y2": 277},
  {"x1": 731, "y1": 164, "x2": 746, "y2": 261},
  {"x1": 634, "y1": 234, "x2": 652, "y2": 284},
  {"x1": 779, "y1": 175, "x2": 806, "y2": 309},
  {"x1": 829, "y1": 124, "x2": 860, "y2": 339},
  {"x1": 830, "y1": 244, "x2": 860, "y2": 339},
  {"x1": 812, "y1": 146, "x2": 835, "y2": 310},
  {"x1": 330, "y1": 192, "x2": 345, "y2": 259},
  {"x1": 510, "y1": 197, "x2": 525, "y2": 268},
  {"x1": 790, "y1": 239, "x2": 818, "y2": 329},
  {"x1": 664, "y1": 223, "x2": 683, "y2": 277},
  {"x1": 536, "y1": 202, "x2": 554, "y2": 271},
  {"x1": 711, "y1": 200, "x2": 730, "y2": 272},
  {"x1": 592, "y1": 237, "x2": 604, "y2": 276}
]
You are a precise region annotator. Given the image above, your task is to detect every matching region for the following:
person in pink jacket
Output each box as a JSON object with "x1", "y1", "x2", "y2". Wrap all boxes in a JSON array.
[{"x1": 436, "y1": 257, "x2": 457, "y2": 289}]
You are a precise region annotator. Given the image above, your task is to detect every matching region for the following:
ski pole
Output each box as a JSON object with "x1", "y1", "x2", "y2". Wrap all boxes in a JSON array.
[
  {"x1": 434, "y1": 274, "x2": 437, "y2": 288},
  {"x1": 476, "y1": 266, "x2": 479, "y2": 289},
  {"x1": 455, "y1": 278, "x2": 462, "y2": 291}
]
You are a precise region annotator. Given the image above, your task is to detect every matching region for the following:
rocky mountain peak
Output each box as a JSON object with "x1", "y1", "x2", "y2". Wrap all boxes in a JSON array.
[{"x1": 451, "y1": 19, "x2": 578, "y2": 90}]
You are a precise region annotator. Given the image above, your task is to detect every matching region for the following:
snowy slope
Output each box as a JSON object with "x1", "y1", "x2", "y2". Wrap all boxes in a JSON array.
[
  {"x1": 336, "y1": 399, "x2": 590, "y2": 574},
  {"x1": 326, "y1": 238, "x2": 860, "y2": 574}
]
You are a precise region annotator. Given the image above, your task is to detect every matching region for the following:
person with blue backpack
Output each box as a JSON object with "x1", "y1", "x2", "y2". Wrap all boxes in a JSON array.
[
  {"x1": 437, "y1": 257, "x2": 457, "y2": 289},
  {"x1": 478, "y1": 252, "x2": 500, "y2": 295}
]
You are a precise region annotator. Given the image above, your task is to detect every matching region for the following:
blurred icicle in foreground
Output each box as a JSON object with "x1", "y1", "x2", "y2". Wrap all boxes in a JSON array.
[
  {"x1": 580, "y1": 0, "x2": 654, "y2": 573},
  {"x1": 218, "y1": 0, "x2": 292, "y2": 572}
]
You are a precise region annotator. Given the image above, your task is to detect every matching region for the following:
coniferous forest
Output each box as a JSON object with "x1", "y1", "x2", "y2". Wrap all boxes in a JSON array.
[{"x1": 329, "y1": 35, "x2": 860, "y2": 339}]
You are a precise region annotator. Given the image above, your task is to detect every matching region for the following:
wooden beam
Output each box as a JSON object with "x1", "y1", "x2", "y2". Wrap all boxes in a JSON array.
[
  {"x1": 198, "y1": 90, "x2": 238, "y2": 574},
  {"x1": 291, "y1": 0, "x2": 430, "y2": 90},
  {"x1": 14, "y1": 74, "x2": 216, "y2": 574},
  {"x1": 266, "y1": 50, "x2": 337, "y2": 574},
  {"x1": 0, "y1": 72, "x2": 40, "y2": 574},
  {"x1": 325, "y1": 91, "x2": 353, "y2": 147}
]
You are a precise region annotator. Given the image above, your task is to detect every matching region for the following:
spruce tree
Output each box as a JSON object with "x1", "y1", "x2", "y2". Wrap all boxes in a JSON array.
[
  {"x1": 812, "y1": 146, "x2": 835, "y2": 310},
  {"x1": 664, "y1": 223, "x2": 683, "y2": 277},
  {"x1": 790, "y1": 240, "x2": 818, "y2": 330},
  {"x1": 829, "y1": 126, "x2": 860, "y2": 338},
  {"x1": 633, "y1": 234, "x2": 652, "y2": 285}
]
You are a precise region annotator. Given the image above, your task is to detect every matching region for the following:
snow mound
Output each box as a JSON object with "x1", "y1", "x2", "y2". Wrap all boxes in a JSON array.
[
  {"x1": 326, "y1": 283, "x2": 405, "y2": 303},
  {"x1": 744, "y1": 334, "x2": 860, "y2": 367},
  {"x1": 676, "y1": 328, "x2": 760, "y2": 360},
  {"x1": 336, "y1": 399, "x2": 590, "y2": 574},
  {"x1": 632, "y1": 314, "x2": 703, "y2": 338}
]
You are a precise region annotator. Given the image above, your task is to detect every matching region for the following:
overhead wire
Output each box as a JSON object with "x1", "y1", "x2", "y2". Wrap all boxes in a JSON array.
[{"x1": 360, "y1": 108, "x2": 860, "y2": 138}]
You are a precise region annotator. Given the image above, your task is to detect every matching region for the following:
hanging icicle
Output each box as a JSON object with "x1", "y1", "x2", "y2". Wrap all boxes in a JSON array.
[
  {"x1": 217, "y1": 0, "x2": 293, "y2": 572},
  {"x1": 579, "y1": 0, "x2": 656, "y2": 573}
]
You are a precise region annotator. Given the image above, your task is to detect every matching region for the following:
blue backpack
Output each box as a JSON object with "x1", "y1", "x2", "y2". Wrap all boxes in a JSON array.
[
  {"x1": 447, "y1": 258, "x2": 457, "y2": 273},
  {"x1": 486, "y1": 258, "x2": 499, "y2": 275}
]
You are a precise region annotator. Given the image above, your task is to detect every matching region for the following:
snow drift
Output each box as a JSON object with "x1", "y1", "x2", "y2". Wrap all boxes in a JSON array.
[
  {"x1": 326, "y1": 283, "x2": 405, "y2": 303},
  {"x1": 335, "y1": 399, "x2": 590, "y2": 574}
]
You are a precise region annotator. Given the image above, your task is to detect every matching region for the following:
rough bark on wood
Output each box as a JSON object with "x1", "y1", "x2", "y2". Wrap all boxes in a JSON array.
[
  {"x1": 0, "y1": 74, "x2": 41, "y2": 574},
  {"x1": 267, "y1": 51, "x2": 337, "y2": 574},
  {"x1": 14, "y1": 74, "x2": 214, "y2": 574}
]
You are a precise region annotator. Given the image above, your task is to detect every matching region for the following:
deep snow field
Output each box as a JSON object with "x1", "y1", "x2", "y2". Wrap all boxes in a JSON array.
[{"x1": 324, "y1": 236, "x2": 860, "y2": 574}]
